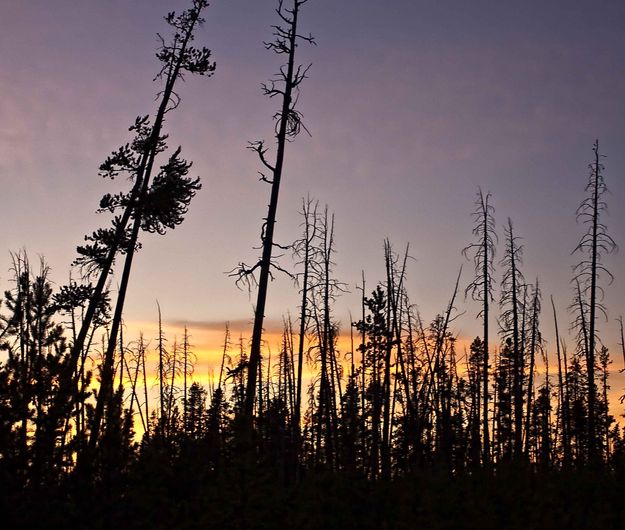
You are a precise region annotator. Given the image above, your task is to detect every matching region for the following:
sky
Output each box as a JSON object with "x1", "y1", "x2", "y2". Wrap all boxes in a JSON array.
[{"x1": 1, "y1": 0, "x2": 625, "y2": 398}]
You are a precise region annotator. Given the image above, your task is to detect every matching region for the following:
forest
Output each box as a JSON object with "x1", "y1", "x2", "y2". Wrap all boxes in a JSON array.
[{"x1": 2, "y1": 1, "x2": 625, "y2": 528}]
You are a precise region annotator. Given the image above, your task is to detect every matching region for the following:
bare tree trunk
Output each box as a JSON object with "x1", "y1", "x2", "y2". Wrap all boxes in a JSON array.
[
  {"x1": 463, "y1": 189, "x2": 496, "y2": 465},
  {"x1": 157, "y1": 302, "x2": 165, "y2": 438},
  {"x1": 481, "y1": 198, "x2": 491, "y2": 464},
  {"x1": 524, "y1": 282, "x2": 540, "y2": 456},
  {"x1": 360, "y1": 271, "x2": 367, "y2": 465},
  {"x1": 551, "y1": 296, "x2": 570, "y2": 466},
  {"x1": 379, "y1": 246, "x2": 391, "y2": 478},
  {"x1": 294, "y1": 198, "x2": 317, "y2": 467},
  {"x1": 507, "y1": 220, "x2": 523, "y2": 460},
  {"x1": 572, "y1": 141, "x2": 616, "y2": 462},
  {"x1": 586, "y1": 144, "x2": 600, "y2": 460},
  {"x1": 140, "y1": 333, "x2": 150, "y2": 441},
  {"x1": 183, "y1": 326, "x2": 189, "y2": 430},
  {"x1": 618, "y1": 316, "x2": 625, "y2": 371},
  {"x1": 244, "y1": 0, "x2": 313, "y2": 419}
]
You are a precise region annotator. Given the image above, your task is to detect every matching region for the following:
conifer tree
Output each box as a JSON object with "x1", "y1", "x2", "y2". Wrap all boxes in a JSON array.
[
  {"x1": 499, "y1": 218, "x2": 526, "y2": 459},
  {"x1": 0, "y1": 253, "x2": 72, "y2": 481},
  {"x1": 463, "y1": 189, "x2": 496, "y2": 463},
  {"x1": 87, "y1": 1, "x2": 212, "y2": 453},
  {"x1": 572, "y1": 140, "x2": 617, "y2": 461},
  {"x1": 44, "y1": 1, "x2": 213, "y2": 463}
]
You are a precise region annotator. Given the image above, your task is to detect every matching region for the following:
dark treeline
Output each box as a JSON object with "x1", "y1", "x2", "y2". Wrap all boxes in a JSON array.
[{"x1": 1, "y1": 1, "x2": 625, "y2": 528}]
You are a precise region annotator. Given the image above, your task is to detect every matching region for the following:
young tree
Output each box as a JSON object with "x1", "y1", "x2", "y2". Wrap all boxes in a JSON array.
[
  {"x1": 494, "y1": 339, "x2": 514, "y2": 461},
  {"x1": 0, "y1": 253, "x2": 73, "y2": 482},
  {"x1": 551, "y1": 296, "x2": 571, "y2": 466},
  {"x1": 355, "y1": 284, "x2": 388, "y2": 478},
  {"x1": 466, "y1": 336, "x2": 484, "y2": 465},
  {"x1": 181, "y1": 326, "x2": 195, "y2": 431}
]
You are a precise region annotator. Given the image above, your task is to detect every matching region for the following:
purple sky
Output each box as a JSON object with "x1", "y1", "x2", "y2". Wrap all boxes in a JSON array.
[{"x1": 2, "y1": 1, "x2": 625, "y2": 377}]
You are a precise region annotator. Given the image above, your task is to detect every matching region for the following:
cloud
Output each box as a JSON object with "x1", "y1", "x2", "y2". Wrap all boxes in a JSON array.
[{"x1": 165, "y1": 318, "x2": 287, "y2": 336}]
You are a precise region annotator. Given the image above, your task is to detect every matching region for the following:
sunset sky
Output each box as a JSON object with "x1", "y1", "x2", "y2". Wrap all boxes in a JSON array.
[{"x1": 2, "y1": 0, "x2": 625, "y2": 398}]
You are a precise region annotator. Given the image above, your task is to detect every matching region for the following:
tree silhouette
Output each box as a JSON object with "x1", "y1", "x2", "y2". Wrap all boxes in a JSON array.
[
  {"x1": 2, "y1": 2, "x2": 625, "y2": 526},
  {"x1": 86, "y1": 1, "x2": 212, "y2": 456},
  {"x1": 0, "y1": 253, "x2": 77, "y2": 483},
  {"x1": 463, "y1": 188, "x2": 496, "y2": 463},
  {"x1": 499, "y1": 218, "x2": 526, "y2": 460},
  {"x1": 231, "y1": 0, "x2": 315, "y2": 419},
  {"x1": 571, "y1": 140, "x2": 617, "y2": 461},
  {"x1": 291, "y1": 196, "x2": 319, "y2": 468}
]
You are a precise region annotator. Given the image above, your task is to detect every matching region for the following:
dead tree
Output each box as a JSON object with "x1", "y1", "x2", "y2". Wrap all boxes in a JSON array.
[
  {"x1": 551, "y1": 296, "x2": 571, "y2": 466},
  {"x1": 232, "y1": 0, "x2": 315, "y2": 419},
  {"x1": 308, "y1": 208, "x2": 345, "y2": 467},
  {"x1": 524, "y1": 280, "x2": 542, "y2": 456},
  {"x1": 463, "y1": 188, "x2": 496, "y2": 464},
  {"x1": 292, "y1": 196, "x2": 320, "y2": 464},
  {"x1": 572, "y1": 140, "x2": 617, "y2": 461},
  {"x1": 499, "y1": 218, "x2": 525, "y2": 460}
]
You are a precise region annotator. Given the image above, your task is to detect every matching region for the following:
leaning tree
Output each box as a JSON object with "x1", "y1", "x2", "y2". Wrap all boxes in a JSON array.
[
  {"x1": 44, "y1": 0, "x2": 215, "y2": 464},
  {"x1": 232, "y1": 0, "x2": 315, "y2": 419}
]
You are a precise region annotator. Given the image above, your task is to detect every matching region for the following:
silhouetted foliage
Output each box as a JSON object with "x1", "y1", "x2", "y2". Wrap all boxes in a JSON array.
[{"x1": 1, "y1": 1, "x2": 624, "y2": 527}]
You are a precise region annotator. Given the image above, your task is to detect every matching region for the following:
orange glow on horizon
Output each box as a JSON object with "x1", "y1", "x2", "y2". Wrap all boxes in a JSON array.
[{"x1": 118, "y1": 318, "x2": 625, "y2": 427}]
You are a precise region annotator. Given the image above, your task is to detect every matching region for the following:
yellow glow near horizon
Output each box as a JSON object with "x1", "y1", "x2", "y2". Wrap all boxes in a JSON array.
[{"x1": 118, "y1": 319, "x2": 625, "y2": 426}]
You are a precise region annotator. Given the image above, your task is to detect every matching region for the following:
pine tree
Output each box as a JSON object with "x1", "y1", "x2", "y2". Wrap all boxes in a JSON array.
[
  {"x1": 499, "y1": 218, "x2": 526, "y2": 459},
  {"x1": 463, "y1": 188, "x2": 496, "y2": 463},
  {"x1": 572, "y1": 140, "x2": 617, "y2": 461}
]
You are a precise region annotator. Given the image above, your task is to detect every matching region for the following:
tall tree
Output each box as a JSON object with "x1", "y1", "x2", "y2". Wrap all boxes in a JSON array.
[
  {"x1": 232, "y1": 0, "x2": 315, "y2": 419},
  {"x1": 87, "y1": 1, "x2": 212, "y2": 452},
  {"x1": 463, "y1": 188, "x2": 496, "y2": 463},
  {"x1": 44, "y1": 0, "x2": 213, "y2": 462},
  {"x1": 0, "y1": 253, "x2": 72, "y2": 482},
  {"x1": 292, "y1": 196, "x2": 320, "y2": 465},
  {"x1": 572, "y1": 140, "x2": 617, "y2": 461},
  {"x1": 524, "y1": 280, "x2": 542, "y2": 456},
  {"x1": 499, "y1": 218, "x2": 526, "y2": 459}
]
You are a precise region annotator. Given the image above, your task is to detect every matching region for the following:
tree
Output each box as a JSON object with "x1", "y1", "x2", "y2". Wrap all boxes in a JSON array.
[
  {"x1": 551, "y1": 295, "x2": 571, "y2": 466},
  {"x1": 463, "y1": 188, "x2": 496, "y2": 463},
  {"x1": 466, "y1": 337, "x2": 484, "y2": 465},
  {"x1": 494, "y1": 339, "x2": 514, "y2": 461},
  {"x1": 355, "y1": 285, "x2": 388, "y2": 478},
  {"x1": 571, "y1": 140, "x2": 617, "y2": 461},
  {"x1": 499, "y1": 218, "x2": 526, "y2": 459},
  {"x1": 86, "y1": 1, "x2": 212, "y2": 453},
  {"x1": 0, "y1": 253, "x2": 74, "y2": 482},
  {"x1": 305, "y1": 208, "x2": 345, "y2": 468},
  {"x1": 231, "y1": 0, "x2": 315, "y2": 419},
  {"x1": 524, "y1": 280, "x2": 542, "y2": 456},
  {"x1": 291, "y1": 196, "x2": 320, "y2": 465}
]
